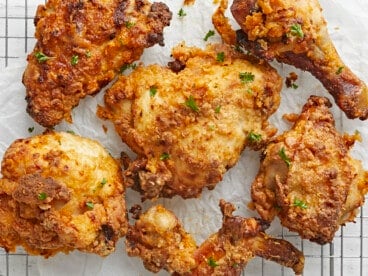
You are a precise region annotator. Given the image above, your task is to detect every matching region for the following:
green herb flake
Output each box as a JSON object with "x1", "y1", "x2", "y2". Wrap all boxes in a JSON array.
[
  {"x1": 66, "y1": 130, "x2": 75, "y2": 135},
  {"x1": 149, "y1": 86, "x2": 157, "y2": 97},
  {"x1": 85, "y1": 51, "x2": 91, "y2": 58},
  {"x1": 278, "y1": 147, "x2": 291, "y2": 167},
  {"x1": 336, "y1": 66, "x2": 344, "y2": 75},
  {"x1": 239, "y1": 72, "x2": 255, "y2": 84},
  {"x1": 215, "y1": 105, "x2": 221, "y2": 114},
  {"x1": 125, "y1": 21, "x2": 135, "y2": 29},
  {"x1": 28, "y1": 126, "x2": 35, "y2": 133},
  {"x1": 86, "y1": 202, "x2": 94, "y2": 209},
  {"x1": 71, "y1": 55, "x2": 79, "y2": 66},
  {"x1": 216, "y1": 52, "x2": 225, "y2": 62},
  {"x1": 101, "y1": 178, "x2": 107, "y2": 186},
  {"x1": 120, "y1": 63, "x2": 137, "y2": 74},
  {"x1": 38, "y1": 192, "x2": 47, "y2": 200},
  {"x1": 160, "y1": 152, "x2": 170, "y2": 161},
  {"x1": 248, "y1": 132, "x2": 262, "y2": 142},
  {"x1": 293, "y1": 198, "x2": 308, "y2": 209},
  {"x1": 208, "y1": 257, "x2": 219, "y2": 268},
  {"x1": 34, "y1": 52, "x2": 50, "y2": 63},
  {"x1": 204, "y1": 30, "x2": 215, "y2": 41},
  {"x1": 234, "y1": 44, "x2": 244, "y2": 53},
  {"x1": 291, "y1": 83, "x2": 299, "y2": 89},
  {"x1": 178, "y1": 8, "x2": 187, "y2": 18},
  {"x1": 185, "y1": 95, "x2": 199, "y2": 112},
  {"x1": 290, "y1": 24, "x2": 304, "y2": 38}
]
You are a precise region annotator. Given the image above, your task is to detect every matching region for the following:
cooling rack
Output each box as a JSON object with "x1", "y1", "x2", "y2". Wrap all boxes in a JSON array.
[{"x1": 0, "y1": 0, "x2": 367, "y2": 275}]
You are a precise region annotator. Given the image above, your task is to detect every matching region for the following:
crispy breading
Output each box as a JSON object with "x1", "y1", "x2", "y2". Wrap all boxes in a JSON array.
[
  {"x1": 98, "y1": 43, "x2": 282, "y2": 199},
  {"x1": 23, "y1": 0, "x2": 172, "y2": 127},
  {"x1": 231, "y1": 0, "x2": 368, "y2": 120},
  {"x1": 126, "y1": 200, "x2": 305, "y2": 275},
  {"x1": 0, "y1": 131, "x2": 127, "y2": 257},
  {"x1": 251, "y1": 96, "x2": 368, "y2": 244}
]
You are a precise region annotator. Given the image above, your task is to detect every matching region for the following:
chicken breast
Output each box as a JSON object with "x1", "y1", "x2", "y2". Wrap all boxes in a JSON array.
[
  {"x1": 98, "y1": 43, "x2": 282, "y2": 200},
  {"x1": 231, "y1": 0, "x2": 368, "y2": 120},
  {"x1": 251, "y1": 96, "x2": 368, "y2": 244},
  {"x1": 0, "y1": 131, "x2": 127, "y2": 257},
  {"x1": 126, "y1": 200, "x2": 304, "y2": 275},
  {"x1": 23, "y1": 0, "x2": 172, "y2": 127}
]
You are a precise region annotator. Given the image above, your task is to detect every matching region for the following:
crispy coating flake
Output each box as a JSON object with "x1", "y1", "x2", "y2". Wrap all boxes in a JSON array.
[
  {"x1": 251, "y1": 96, "x2": 368, "y2": 244},
  {"x1": 98, "y1": 43, "x2": 281, "y2": 199},
  {"x1": 126, "y1": 200, "x2": 304, "y2": 275},
  {"x1": 231, "y1": 0, "x2": 368, "y2": 120},
  {"x1": 0, "y1": 131, "x2": 127, "y2": 257},
  {"x1": 23, "y1": 0, "x2": 172, "y2": 127}
]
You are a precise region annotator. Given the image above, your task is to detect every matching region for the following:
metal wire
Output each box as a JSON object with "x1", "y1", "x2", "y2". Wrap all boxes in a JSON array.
[{"x1": 0, "y1": 1, "x2": 367, "y2": 275}]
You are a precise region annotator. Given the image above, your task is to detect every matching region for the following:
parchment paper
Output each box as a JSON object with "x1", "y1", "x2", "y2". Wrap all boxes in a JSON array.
[{"x1": 0, "y1": 0, "x2": 368, "y2": 275}]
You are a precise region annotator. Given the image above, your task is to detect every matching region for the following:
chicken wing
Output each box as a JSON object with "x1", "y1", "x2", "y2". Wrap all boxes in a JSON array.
[
  {"x1": 23, "y1": 0, "x2": 172, "y2": 128},
  {"x1": 251, "y1": 96, "x2": 368, "y2": 244},
  {"x1": 126, "y1": 200, "x2": 304, "y2": 275},
  {"x1": 98, "y1": 43, "x2": 282, "y2": 199},
  {"x1": 0, "y1": 131, "x2": 127, "y2": 257},
  {"x1": 231, "y1": 0, "x2": 368, "y2": 120}
]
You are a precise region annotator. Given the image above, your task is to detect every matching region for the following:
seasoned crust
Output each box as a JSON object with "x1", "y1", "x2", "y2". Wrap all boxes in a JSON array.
[
  {"x1": 0, "y1": 131, "x2": 127, "y2": 257},
  {"x1": 23, "y1": 0, "x2": 172, "y2": 127},
  {"x1": 231, "y1": 0, "x2": 368, "y2": 120},
  {"x1": 251, "y1": 96, "x2": 368, "y2": 244},
  {"x1": 126, "y1": 200, "x2": 304, "y2": 275},
  {"x1": 98, "y1": 43, "x2": 282, "y2": 200}
]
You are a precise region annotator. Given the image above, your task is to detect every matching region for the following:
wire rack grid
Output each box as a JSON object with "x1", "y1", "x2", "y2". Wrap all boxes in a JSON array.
[{"x1": 0, "y1": 0, "x2": 367, "y2": 275}]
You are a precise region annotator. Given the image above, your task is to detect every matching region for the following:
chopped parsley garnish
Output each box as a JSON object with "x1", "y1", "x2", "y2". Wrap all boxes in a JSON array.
[
  {"x1": 234, "y1": 44, "x2": 244, "y2": 53},
  {"x1": 185, "y1": 95, "x2": 199, "y2": 112},
  {"x1": 86, "y1": 202, "x2": 94, "y2": 209},
  {"x1": 178, "y1": 8, "x2": 187, "y2": 17},
  {"x1": 293, "y1": 198, "x2": 308, "y2": 209},
  {"x1": 101, "y1": 178, "x2": 107, "y2": 186},
  {"x1": 34, "y1": 52, "x2": 50, "y2": 63},
  {"x1": 160, "y1": 152, "x2": 170, "y2": 161},
  {"x1": 71, "y1": 55, "x2": 79, "y2": 66},
  {"x1": 125, "y1": 21, "x2": 135, "y2": 29},
  {"x1": 290, "y1": 24, "x2": 304, "y2": 38},
  {"x1": 85, "y1": 51, "x2": 91, "y2": 58},
  {"x1": 278, "y1": 147, "x2": 291, "y2": 167},
  {"x1": 336, "y1": 66, "x2": 344, "y2": 75},
  {"x1": 248, "y1": 132, "x2": 262, "y2": 142},
  {"x1": 120, "y1": 63, "x2": 137, "y2": 74},
  {"x1": 291, "y1": 83, "x2": 299, "y2": 89},
  {"x1": 215, "y1": 105, "x2": 221, "y2": 114},
  {"x1": 208, "y1": 257, "x2": 219, "y2": 268},
  {"x1": 216, "y1": 52, "x2": 225, "y2": 62},
  {"x1": 204, "y1": 30, "x2": 215, "y2": 41},
  {"x1": 28, "y1": 126, "x2": 34, "y2": 133},
  {"x1": 66, "y1": 130, "x2": 75, "y2": 135},
  {"x1": 239, "y1": 72, "x2": 255, "y2": 83},
  {"x1": 149, "y1": 86, "x2": 157, "y2": 97},
  {"x1": 38, "y1": 192, "x2": 47, "y2": 200}
]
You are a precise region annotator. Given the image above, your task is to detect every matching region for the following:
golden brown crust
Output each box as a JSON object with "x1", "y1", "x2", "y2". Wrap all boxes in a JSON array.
[
  {"x1": 0, "y1": 131, "x2": 127, "y2": 257},
  {"x1": 126, "y1": 200, "x2": 304, "y2": 275},
  {"x1": 98, "y1": 43, "x2": 282, "y2": 200},
  {"x1": 231, "y1": 0, "x2": 368, "y2": 120},
  {"x1": 23, "y1": 0, "x2": 172, "y2": 127},
  {"x1": 251, "y1": 96, "x2": 368, "y2": 244},
  {"x1": 126, "y1": 205, "x2": 197, "y2": 274}
]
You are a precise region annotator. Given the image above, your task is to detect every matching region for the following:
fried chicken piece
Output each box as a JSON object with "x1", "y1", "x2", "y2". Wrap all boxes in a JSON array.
[
  {"x1": 98, "y1": 43, "x2": 282, "y2": 199},
  {"x1": 0, "y1": 131, "x2": 127, "y2": 257},
  {"x1": 126, "y1": 200, "x2": 304, "y2": 275},
  {"x1": 251, "y1": 96, "x2": 368, "y2": 244},
  {"x1": 23, "y1": 0, "x2": 172, "y2": 128},
  {"x1": 231, "y1": 0, "x2": 368, "y2": 120}
]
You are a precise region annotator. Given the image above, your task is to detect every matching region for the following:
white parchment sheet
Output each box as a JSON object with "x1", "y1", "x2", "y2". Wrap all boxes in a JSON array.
[{"x1": 0, "y1": 0, "x2": 367, "y2": 275}]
